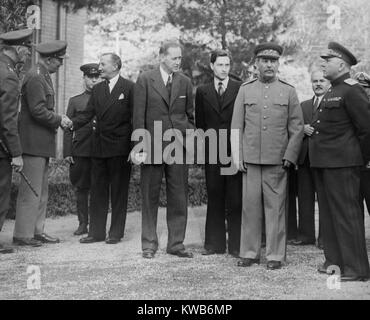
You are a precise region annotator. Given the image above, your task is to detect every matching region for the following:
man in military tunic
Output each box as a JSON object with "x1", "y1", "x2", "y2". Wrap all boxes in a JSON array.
[
  {"x1": 231, "y1": 43, "x2": 303, "y2": 270},
  {"x1": 0, "y1": 29, "x2": 33, "y2": 253},
  {"x1": 63, "y1": 63, "x2": 100, "y2": 235},
  {"x1": 13, "y1": 40, "x2": 72, "y2": 246},
  {"x1": 313, "y1": 42, "x2": 370, "y2": 281}
]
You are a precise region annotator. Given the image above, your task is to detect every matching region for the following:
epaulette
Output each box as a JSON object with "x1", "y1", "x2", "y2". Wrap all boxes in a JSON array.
[
  {"x1": 7, "y1": 64, "x2": 15, "y2": 73},
  {"x1": 278, "y1": 78, "x2": 295, "y2": 88},
  {"x1": 241, "y1": 78, "x2": 258, "y2": 86},
  {"x1": 344, "y1": 78, "x2": 358, "y2": 86},
  {"x1": 71, "y1": 92, "x2": 85, "y2": 99}
]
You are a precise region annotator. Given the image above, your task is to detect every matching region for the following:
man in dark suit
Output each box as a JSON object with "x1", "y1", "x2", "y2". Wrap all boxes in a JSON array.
[
  {"x1": 0, "y1": 29, "x2": 33, "y2": 253},
  {"x1": 293, "y1": 69, "x2": 330, "y2": 248},
  {"x1": 14, "y1": 40, "x2": 71, "y2": 246},
  {"x1": 63, "y1": 63, "x2": 100, "y2": 236},
  {"x1": 195, "y1": 50, "x2": 242, "y2": 257},
  {"x1": 132, "y1": 41, "x2": 195, "y2": 259},
  {"x1": 312, "y1": 42, "x2": 370, "y2": 281},
  {"x1": 71, "y1": 53, "x2": 134, "y2": 244}
]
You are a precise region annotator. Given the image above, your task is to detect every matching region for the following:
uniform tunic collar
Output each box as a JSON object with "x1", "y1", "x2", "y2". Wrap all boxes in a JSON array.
[
  {"x1": 0, "y1": 53, "x2": 16, "y2": 70},
  {"x1": 331, "y1": 72, "x2": 350, "y2": 87}
]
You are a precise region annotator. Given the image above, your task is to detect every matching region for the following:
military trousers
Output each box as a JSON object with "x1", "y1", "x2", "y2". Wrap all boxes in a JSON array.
[
  {"x1": 314, "y1": 167, "x2": 370, "y2": 278},
  {"x1": 14, "y1": 155, "x2": 49, "y2": 239},
  {"x1": 240, "y1": 164, "x2": 287, "y2": 262},
  {"x1": 0, "y1": 158, "x2": 12, "y2": 231}
]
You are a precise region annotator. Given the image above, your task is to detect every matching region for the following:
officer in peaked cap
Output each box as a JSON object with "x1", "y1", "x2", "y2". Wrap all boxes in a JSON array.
[
  {"x1": 310, "y1": 42, "x2": 370, "y2": 281},
  {"x1": 64, "y1": 63, "x2": 101, "y2": 236},
  {"x1": 0, "y1": 28, "x2": 33, "y2": 254},
  {"x1": 231, "y1": 42, "x2": 304, "y2": 270},
  {"x1": 13, "y1": 40, "x2": 69, "y2": 247}
]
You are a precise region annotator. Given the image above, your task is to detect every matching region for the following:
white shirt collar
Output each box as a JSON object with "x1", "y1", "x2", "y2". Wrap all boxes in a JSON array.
[
  {"x1": 314, "y1": 94, "x2": 324, "y2": 105},
  {"x1": 160, "y1": 65, "x2": 173, "y2": 85},
  {"x1": 214, "y1": 76, "x2": 229, "y2": 92},
  {"x1": 108, "y1": 73, "x2": 120, "y2": 92}
]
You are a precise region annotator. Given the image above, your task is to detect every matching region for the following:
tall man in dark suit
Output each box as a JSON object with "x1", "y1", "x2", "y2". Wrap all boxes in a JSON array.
[
  {"x1": 63, "y1": 63, "x2": 100, "y2": 236},
  {"x1": 71, "y1": 53, "x2": 134, "y2": 244},
  {"x1": 293, "y1": 69, "x2": 330, "y2": 248},
  {"x1": 14, "y1": 40, "x2": 71, "y2": 246},
  {"x1": 195, "y1": 50, "x2": 242, "y2": 257},
  {"x1": 0, "y1": 29, "x2": 33, "y2": 253},
  {"x1": 132, "y1": 41, "x2": 195, "y2": 259},
  {"x1": 312, "y1": 42, "x2": 370, "y2": 281}
]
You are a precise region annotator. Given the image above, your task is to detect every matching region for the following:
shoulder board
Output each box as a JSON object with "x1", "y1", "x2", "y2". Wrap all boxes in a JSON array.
[
  {"x1": 344, "y1": 78, "x2": 358, "y2": 86},
  {"x1": 71, "y1": 92, "x2": 85, "y2": 99},
  {"x1": 7, "y1": 64, "x2": 15, "y2": 73},
  {"x1": 241, "y1": 78, "x2": 258, "y2": 86},
  {"x1": 278, "y1": 78, "x2": 295, "y2": 88}
]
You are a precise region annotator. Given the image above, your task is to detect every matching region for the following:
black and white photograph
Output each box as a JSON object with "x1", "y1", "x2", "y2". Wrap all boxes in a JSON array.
[{"x1": 0, "y1": 0, "x2": 370, "y2": 305}]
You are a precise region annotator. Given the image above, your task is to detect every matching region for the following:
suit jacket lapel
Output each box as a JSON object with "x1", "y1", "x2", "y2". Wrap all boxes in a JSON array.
[
  {"x1": 151, "y1": 68, "x2": 170, "y2": 107},
  {"x1": 169, "y1": 72, "x2": 181, "y2": 108},
  {"x1": 221, "y1": 80, "x2": 239, "y2": 110},
  {"x1": 100, "y1": 76, "x2": 125, "y2": 117},
  {"x1": 204, "y1": 83, "x2": 221, "y2": 115}
]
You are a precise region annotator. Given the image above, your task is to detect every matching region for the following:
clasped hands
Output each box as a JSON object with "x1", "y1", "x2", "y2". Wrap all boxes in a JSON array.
[{"x1": 61, "y1": 115, "x2": 73, "y2": 130}]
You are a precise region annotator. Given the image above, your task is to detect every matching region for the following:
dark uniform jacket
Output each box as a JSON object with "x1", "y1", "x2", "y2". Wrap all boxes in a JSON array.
[
  {"x1": 18, "y1": 63, "x2": 62, "y2": 158},
  {"x1": 195, "y1": 79, "x2": 241, "y2": 164},
  {"x1": 0, "y1": 53, "x2": 22, "y2": 158},
  {"x1": 309, "y1": 73, "x2": 370, "y2": 168},
  {"x1": 63, "y1": 91, "x2": 93, "y2": 158},
  {"x1": 72, "y1": 76, "x2": 134, "y2": 158},
  {"x1": 298, "y1": 98, "x2": 316, "y2": 165}
]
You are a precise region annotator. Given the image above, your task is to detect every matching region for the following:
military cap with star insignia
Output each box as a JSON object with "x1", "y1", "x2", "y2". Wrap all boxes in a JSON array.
[
  {"x1": 36, "y1": 40, "x2": 68, "y2": 58},
  {"x1": 0, "y1": 28, "x2": 33, "y2": 47},
  {"x1": 254, "y1": 42, "x2": 284, "y2": 60},
  {"x1": 353, "y1": 72, "x2": 370, "y2": 88},
  {"x1": 320, "y1": 42, "x2": 358, "y2": 66},
  {"x1": 80, "y1": 63, "x2": 100, "y2": 76}
]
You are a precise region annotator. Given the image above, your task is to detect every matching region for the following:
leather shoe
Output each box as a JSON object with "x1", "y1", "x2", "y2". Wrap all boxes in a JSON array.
[
  {"x1": 13, "y1": 237, "x2": 42, "y2": 247},
  {"x1": 0, "y1": 243, "x2": 14, "y2": 254},
  {"x1": 142, "y1": 251, "x2": 155, "y2": 259},
  {"x1": 317, "y1": 264, "x2": 334, "y2": 274},
  {"x1": 291, "y1": 239, "x2": 315, "y2": 246},
  {"x1": 105, "y1": 238, "x2": 120, "y2": 244},
  {"x1": 237, "y1": 258, "x2": 260, "y2": 267},
  {"x1": 79, "y1": 236, "x2": 104, "y2": 244},
  {"x1": 34, "y1": 233, "x2": 60, "y2": 244},
  {"x1": 267, "y1": 261, "x2": 282, "y2": 270},
  {"x1": 201, "y1": 249, "x2": 224, "y2": 256},
  {"x1": 341, "y1": 275, "x2": 369, "y2": 282},
  {"x1": 74, "y1": 224, "x2": 88, "y2": 236},
  {"x1": 168, "y1": 249, "x2": 193, "y2": 258}
]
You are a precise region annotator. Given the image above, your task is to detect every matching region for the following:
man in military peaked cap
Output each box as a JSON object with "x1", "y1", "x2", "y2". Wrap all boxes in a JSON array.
[
  {"x1": 310, "y1": 42, "x2": 370, "y2": 281},
  {"x1": 64, "y1": 63, "x2": 101, "y2": 235},
  {"x1": 0, "y1": 28, "x2": 33, "y2": 254},
  {"x1": 231, "y1": 42, "x2": 304, "y2": 270},
  {"x1": 13, "y1": 40, "x2": 72, "y2": 247}
]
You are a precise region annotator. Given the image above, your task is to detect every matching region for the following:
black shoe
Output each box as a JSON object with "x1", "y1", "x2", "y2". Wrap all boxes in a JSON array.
[
  {"x1": 79, "y1": 236, "x2": 104, "y2": 244},
  {"x1": 317, "y1": 263, "x2": 334, "y2": 274},
  {"x1": 13, "y1": 237, "x2": 42, "y2": 247},
  {"x1": 74, "y1": 224, "x2": 88, "y2": 236},
  {"x1": 267, "y1": 261, "x2": 282, "y2": 270},
  {"x1": 0, "y1": 243, "x2": 14, "y2": 254},
  {"x1": 287, "y1": 239, "x2": 297, "y2": 245},
  {"x1": 317, "y1": 242, "x2": 324, "y2": 250},
  {"x1": 34, "y1": 233, "x2": 60, "y2": 244},
  {"x1": 201, "y1": 249, "x2": 224, "y2": 256},
  {"x1": 105, "y1": 238, "x2": 120, "y2": 244},
  {"x1": 341, "y1": 275, "x2": 369, "y2": 282},
  {"x1": 142, "y1": 250, "x2": 155, "y2": 259},
  {"x1": 168, "y1": 249, "x2": 193, "y2": 258},
  {"x1": 237, "y1": 258, "x2": 260, "y2": 267},
  {"x1": 291, "y1": 239, "x2": 315, "y2": 246},
  {"x1": 229, "y1": 250, "x2": 240, "y2": 258}
]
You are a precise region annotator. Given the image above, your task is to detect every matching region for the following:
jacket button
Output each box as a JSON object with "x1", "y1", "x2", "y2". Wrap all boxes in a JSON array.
[
  {"x1": 264, "y1": 106, "x2": 267, "y2": 109},
  {"x1": 263, "y1": 116, "x2": 267, "y2": 119},
  {"x1": 317, "y1": 120, "x2": 320, "y2": 123},
  {"x1": 265, "y1": 96, "x2": 268, "y2": 99},
  {"x1": 319, "y1": 109, "x2": 322, "y2": 112},
  {"x1": 316, "y1": 131, "x2": 319, "y2": 134},
  {"x1": 263, "y1": 126, "x2": 267, "y2": 130}
]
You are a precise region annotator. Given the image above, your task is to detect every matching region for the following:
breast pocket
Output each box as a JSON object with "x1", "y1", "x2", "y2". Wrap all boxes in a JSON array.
[{"x1": 323, "y1": 101, "x2": 343, "y2": 122}]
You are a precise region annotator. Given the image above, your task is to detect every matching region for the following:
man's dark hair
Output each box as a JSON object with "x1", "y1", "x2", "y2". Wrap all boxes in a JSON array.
[
  {"x1": 159, "y1": 41, "x2": 183, "y2": 56},
  {"x1": 101, "y1": 52, "x2": 122, "y2": 70},
  {"x1": 210, "y1": 49, "x2": 231, "y2": 64}
]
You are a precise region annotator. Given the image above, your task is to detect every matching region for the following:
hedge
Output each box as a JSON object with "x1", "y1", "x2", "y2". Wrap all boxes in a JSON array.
[{"x1": 7, "y1": 160, "x2": 207, "y2": 218}]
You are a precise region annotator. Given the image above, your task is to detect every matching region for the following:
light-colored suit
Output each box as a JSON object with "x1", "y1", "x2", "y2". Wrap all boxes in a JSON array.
[{"x1": 231, "y1": 77, "x2": 303, "y2": 262}]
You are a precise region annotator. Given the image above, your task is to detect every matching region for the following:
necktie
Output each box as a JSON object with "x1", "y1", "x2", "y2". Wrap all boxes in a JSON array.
[
  {"x1": 218, "y1": 81, "x2": 224, "y2": 96},
  {"x1": 313, "y1": 96, "x2": 319, "y2": 111},
  {"x1": 166, "y1": 74, "x2": 172, "y2": 97},
  {"x1": 105, "y1": 79, "x2": 110, "y2": 96}
]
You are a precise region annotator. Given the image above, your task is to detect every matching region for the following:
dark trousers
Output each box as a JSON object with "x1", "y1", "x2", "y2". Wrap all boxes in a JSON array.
[
  {"x1": 141, "y1": 164, "x2": 188, "y2": 253},
  {"x1": 88, "y1": 156, "x2": 131, "y2": 240},
  {"x1": 297, "y1": 159, "x2": 322, "y2": 243},
  {"x1": 204, "y1": 164, "x2": 242, "y2": 254},
  {"x1": 0, "y1": 158, "x2": 11, "y2": 231},
  {"x1": 314, "y1": 167, "x2": 370, "y2": 278},
  {"x1": 70, "y1": 157, "x2": 91, "y2": 226},
  {"x1": 360, "y1": 169, "x2": 370, "y2": 217},
  {"x1": 287, "y1": 167, "x2": 298, "y2": 240}
]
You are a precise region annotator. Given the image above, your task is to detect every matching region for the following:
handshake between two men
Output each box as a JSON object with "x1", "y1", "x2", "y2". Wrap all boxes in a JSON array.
[{"x1": 61, "y1": 115, "x2": 73, "y2": 130}]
